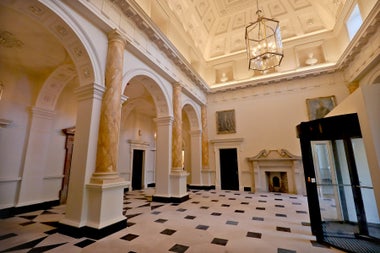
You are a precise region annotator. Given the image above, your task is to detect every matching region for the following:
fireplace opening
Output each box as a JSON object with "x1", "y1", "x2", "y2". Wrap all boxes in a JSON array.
[{"x1": 266, "y1": 171, "x2": 289, "y2": 193}]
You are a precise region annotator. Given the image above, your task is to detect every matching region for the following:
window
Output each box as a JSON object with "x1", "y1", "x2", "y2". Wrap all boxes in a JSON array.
[{"x1": 346, "y1": 4, "x2": 362, "y2": 41}]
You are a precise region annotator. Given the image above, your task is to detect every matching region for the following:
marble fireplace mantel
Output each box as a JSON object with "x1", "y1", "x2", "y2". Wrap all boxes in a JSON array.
[{"x1": 247, "y1": 149, "x2": 305, "y2": 195}]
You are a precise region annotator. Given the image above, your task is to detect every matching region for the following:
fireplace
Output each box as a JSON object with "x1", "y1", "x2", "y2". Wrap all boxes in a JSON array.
[{"x1": 247, "y1": 149, "x2": 305, "y2": 195}]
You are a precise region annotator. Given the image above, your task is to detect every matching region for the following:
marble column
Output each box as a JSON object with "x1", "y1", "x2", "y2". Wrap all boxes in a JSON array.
[
  {"x1": 91, "y1": 30, "x2": 125, "y2": 184},
  {"x1": 201, "y1": 104, "x2": 209, "y2": 170},
  {"x1": 201, "y1": 104, "x2": 214, "y2": 186},
  {"x1": 172, "y1": 83, "x2": 183, "y2": 171},
  {"x1": 170, "y1": 83, "x2": 188, "y2": 200},
  {"x1": 86, "y1": 30, "x2": 127, "y2": 230},
  {"x1": 347, "y1": 81, "x2": 359, "y2": 94}
]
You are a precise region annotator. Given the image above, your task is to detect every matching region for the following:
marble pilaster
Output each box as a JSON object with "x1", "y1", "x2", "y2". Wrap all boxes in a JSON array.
[
  {"x1": 201, "y1": 104, "x2": 214, "y2": 186},
  {"x1": 171, "y1": 83, "x2": 183, "y2": 171}
]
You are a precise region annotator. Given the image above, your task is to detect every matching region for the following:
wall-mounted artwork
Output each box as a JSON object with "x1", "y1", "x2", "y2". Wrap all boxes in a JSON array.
[
  {"x1": 216, "y1": 109, "x2": 236, "y2": 134},
  {"x1": 306, "y1": 95, "x2": 336, "y2": 120}
]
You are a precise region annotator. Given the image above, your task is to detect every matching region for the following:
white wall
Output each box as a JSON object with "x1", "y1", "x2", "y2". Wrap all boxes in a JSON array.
[
  {"x1": 327, "y1": 83, "x2": 380, "y2": 221},
  {"x1": 207, "y1": 72, "x2": 349, "y2": 189}
]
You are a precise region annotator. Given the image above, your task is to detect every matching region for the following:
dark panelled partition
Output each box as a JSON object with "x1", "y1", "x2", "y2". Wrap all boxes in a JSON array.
[{"x1": 296, "y1": 113, "x2": 380, "y2": 252}]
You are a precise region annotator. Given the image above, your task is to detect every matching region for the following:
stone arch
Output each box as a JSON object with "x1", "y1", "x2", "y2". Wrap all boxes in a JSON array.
[
  {"x1": 182, "y1": 99, "x2": 201, "y2": 131},
  {"x1": 6, "y1": 0, "x2": 101, "y2": 111},
  {"x1": 123, "y1": 69, "x2": 171, "y2": 117},
  {"x1": 181, "y1": 100, "x2": 202, "y2": 186}
]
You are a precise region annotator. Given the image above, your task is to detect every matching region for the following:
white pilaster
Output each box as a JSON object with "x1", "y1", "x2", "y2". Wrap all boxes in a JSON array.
[
  {"x1": 153, "y1": 116, "x2": 173, "y2": 198},
  {"x1": 61, "y1": 83, "x2": 104, "y2": 228},
  {"x1": 16, "y1": 107, "x2": 56, "y2": 207}
]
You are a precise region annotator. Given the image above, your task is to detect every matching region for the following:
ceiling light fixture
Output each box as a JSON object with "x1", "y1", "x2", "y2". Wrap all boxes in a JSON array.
[{"x1": 245, "y1": 1, "x2": 283, "y2": 71}]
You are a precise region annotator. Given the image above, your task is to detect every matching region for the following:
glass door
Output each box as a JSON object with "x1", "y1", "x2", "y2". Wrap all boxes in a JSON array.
[
  {"x1": 311, "y1": 138, "x2": 380, "y2": 239},
  {"x1": 312, "y1": 140, "x2": 359, "y2": 238}
]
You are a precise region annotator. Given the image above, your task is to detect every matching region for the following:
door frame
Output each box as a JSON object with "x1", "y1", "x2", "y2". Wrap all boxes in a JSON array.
[
  {"x1": 132, "y1": 149, "x2": 145, "y2": 190},
  {"x1": 297, "y1": 113, "x2": 370, "y2": 241},
  {"x1": 210, "y1": 138, "x2": 244, "y2": 191}
]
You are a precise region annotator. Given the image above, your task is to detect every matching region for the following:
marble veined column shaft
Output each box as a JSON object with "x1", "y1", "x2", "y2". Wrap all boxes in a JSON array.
[
  {"x1": 172, "y1": 83, "x2": 183, "y2": 171},
  {"x1": 92, "y1": 30, "x2": 125, "y2": 183},
  {"x1": 201, "y1": 104, "x2": 209, "y2": 170}
]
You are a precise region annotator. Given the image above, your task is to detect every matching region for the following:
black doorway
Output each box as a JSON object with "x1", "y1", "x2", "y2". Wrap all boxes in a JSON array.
[
  {"x1": 219, "y1": 148, "x2": 239, "y2": 190},
  {"x1": 132, "y1": 149, "x2": 144, "y2": 190}
]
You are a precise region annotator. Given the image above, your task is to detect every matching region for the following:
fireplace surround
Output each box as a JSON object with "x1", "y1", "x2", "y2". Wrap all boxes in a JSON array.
[{"x1": 248, "y1": 149, "x2": 305, "y2": 195}]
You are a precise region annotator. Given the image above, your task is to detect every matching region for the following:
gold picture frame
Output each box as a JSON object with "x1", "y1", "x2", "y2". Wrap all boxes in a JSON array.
[
  {"x1": 306, "y1": 95, "x2": 337, "y2": 120},
  {"x1": 216, "y1": 109, "x2": 236, "y2": 134}
]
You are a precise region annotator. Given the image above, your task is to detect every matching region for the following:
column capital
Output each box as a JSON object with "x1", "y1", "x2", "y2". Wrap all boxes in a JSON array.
[
  {"x1": 107, "y1": 29, "x2": 125, "y2": 46},
  {"x1": 30, "y1": 106, "x2": 56, "y2": 120},
  {"x1": 190, "y1": 129, "x2": 202, "y2": 136},
  {"x1": 121, "y1": 94, "x2": 128, "y2": 104},
  {"x1": 172, "y1": 82, "x2": 182, "y2": 88},
  {"x1": 74, "y1": 83, "x2": 105, "y2": 101},
  {"x1": 154, "y1": 116, "x2": 174, "y2": 126}
]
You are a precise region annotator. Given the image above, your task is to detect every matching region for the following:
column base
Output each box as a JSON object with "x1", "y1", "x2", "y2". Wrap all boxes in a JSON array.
[
  {"x1": 170, "y1": 170, "x2": 189, "y2": 199},
  {"x1": 86, "y1": 179, "x2": 128, "y2": 229},
  {"x1": 58, "y1": 218, "x2": 127, "y2": 240},
  {"x1": 201, "y1": 169, "x2": 215, "y2": 186}
]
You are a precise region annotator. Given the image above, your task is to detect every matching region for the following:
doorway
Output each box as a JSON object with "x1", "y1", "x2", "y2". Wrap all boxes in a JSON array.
[
  {"x1": 219, "y1": 148, "x2": 239, "y2": 190},
  {"x1": 60, "y1": 127, "x2": 75, "y2": 204},
  {"x1": 132, "y1": 149, "x2": 144, "y2": 190}
]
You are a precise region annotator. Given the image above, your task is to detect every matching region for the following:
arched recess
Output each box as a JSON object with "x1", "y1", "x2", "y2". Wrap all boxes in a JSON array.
[
  {"x1": 182, "y1": 99, "x2": 202, "y2": 186},
  {"x1": 1, "y1": 0, "x2": 101, "y2": 206},
  {"x1": 120, "y1": 70, "x2": 171, "y2": 190}
]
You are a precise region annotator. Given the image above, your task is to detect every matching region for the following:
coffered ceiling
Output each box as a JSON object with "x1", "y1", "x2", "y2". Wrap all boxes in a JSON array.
[{"x1": 159, "y1": 0, "x2": 345, "y2": 60}]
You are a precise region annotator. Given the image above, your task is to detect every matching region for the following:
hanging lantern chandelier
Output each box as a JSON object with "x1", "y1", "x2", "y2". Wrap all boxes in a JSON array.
[{"x1": 245, "y1": 1, "x2": 283, "y2": 71}]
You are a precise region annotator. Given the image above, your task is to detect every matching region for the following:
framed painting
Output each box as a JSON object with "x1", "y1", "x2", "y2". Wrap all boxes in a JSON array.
[
  {"x1": 306, "y1": 95, "x2": 337, "y2": 120},
  {"x1": 216, "y1": 109, "x2": 236, "y2": 134}
]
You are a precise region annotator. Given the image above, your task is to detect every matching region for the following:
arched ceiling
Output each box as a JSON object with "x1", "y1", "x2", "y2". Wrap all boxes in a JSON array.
[{"x1": 161, "y1": 0, "x2": 345, "y2": 60}]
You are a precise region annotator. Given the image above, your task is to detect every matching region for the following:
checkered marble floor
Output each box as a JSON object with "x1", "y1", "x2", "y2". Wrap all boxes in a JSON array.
[{"x1": 0, "y1": 189, "x2": 345, "y2": 253}]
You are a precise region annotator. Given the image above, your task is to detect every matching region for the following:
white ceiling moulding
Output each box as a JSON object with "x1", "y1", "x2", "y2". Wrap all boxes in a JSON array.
[{"x1": 112, "y1": 0, "x2": 210, "y2": 93}]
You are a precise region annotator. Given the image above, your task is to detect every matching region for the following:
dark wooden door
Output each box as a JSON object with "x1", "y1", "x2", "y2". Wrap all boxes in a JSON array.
[
  {"x1": 219, "y1": 148, "x2": 239, "y2": 190},
  {"x1": 132, "y1": 149, "x2": 144, "y2": 190},
  {"x1": 60, "y1": 127, "x2": 75, "y2": 204}
]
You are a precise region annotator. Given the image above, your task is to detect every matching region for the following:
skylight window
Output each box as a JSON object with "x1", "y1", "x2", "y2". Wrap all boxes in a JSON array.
[{"x1": 346, "y1": 4, "x2": 362, "y2": 41}]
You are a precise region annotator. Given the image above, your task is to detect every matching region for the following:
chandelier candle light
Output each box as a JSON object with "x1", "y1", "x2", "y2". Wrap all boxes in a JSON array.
[{"x1": 245, "y1": 1, "x2": 283, "y2": 71}]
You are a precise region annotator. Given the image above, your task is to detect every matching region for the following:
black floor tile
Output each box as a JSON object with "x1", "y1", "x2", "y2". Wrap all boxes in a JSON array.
[
  {"x1": 196, "y1": 225, "x2": 209, "y2": 230},
  {"x1": 161, "y1": 229, "x2": 176, "y2": 235},
  {"x1": 221, "y1": 204, "x2": 230, "y2": 207},
  {"x1": 0, "y1": 233, "x2": 17, "y2": 240},
  {"x1": 256, "y1": 207, "x2": 265, "y2": 210},
  {"x1": 226, "y1": 220, "x2": 238, "y2": 225},
  {"x1": 241, "y1": 202, "x2": 249, "y2": 205},
  {"x1": 301, "y1": 222, "x2": 311, "y2": 226},
  {"x1": 177, "y1": 208, "x2": 187, "y2": 212},
  {"x1": 211, "y1": 212, "x2": 222, "y2": 216},
  {"x1": 235, "y1": 210, "x2": 244, "y2": 213},
  {"x1": 200, "y1": 206, "x2": 209, "y2": 209},
  {"x1": 75, "y1": 239, "x2": 96, "y2": 248},
  {"x1": 28, "y1": 243, "x2": 67, "y2": 252},
  {"x1": 296, "y1": 210, "x2": 307, "y2": 214},
  {"x1": 155, "y1": 218, "x2": 168, "y2": 223},
  {"x1": 252, "y1": 216, "x2": 264, "y2": 221},
  {"x1": 121, "y1": 233, "x2": 139, "y2": 241},
  {"x1": 275, "y1": 205, "x2": 285, "y2": 208},
  {"x1": 184, "y1": 215, "x2": 196, "y2": 220},
  {"x1": 278, "y1": 248, "x2": 296, "y2": 253},
  {"x1": 169, "y1": 244, "x2": 189, "y2": 253},
  {"x1": 276, "y1": 213, "x2": 287, "y2": 217},
  {"x1": 1, "y1": 236, "x2": 47, "y2": 252},
  {"x1": 277, "y1": 226, "x2": 291, "y2": 232},
  {"x1": 247, "y1": 231, "x2": 262, "y2": 239},
  {"x1": 310, "y1": 240, "x2": 330, "y2": 248},
  {"x1": 211, "y1": 238, "x2": 228, "y2": 246}
]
